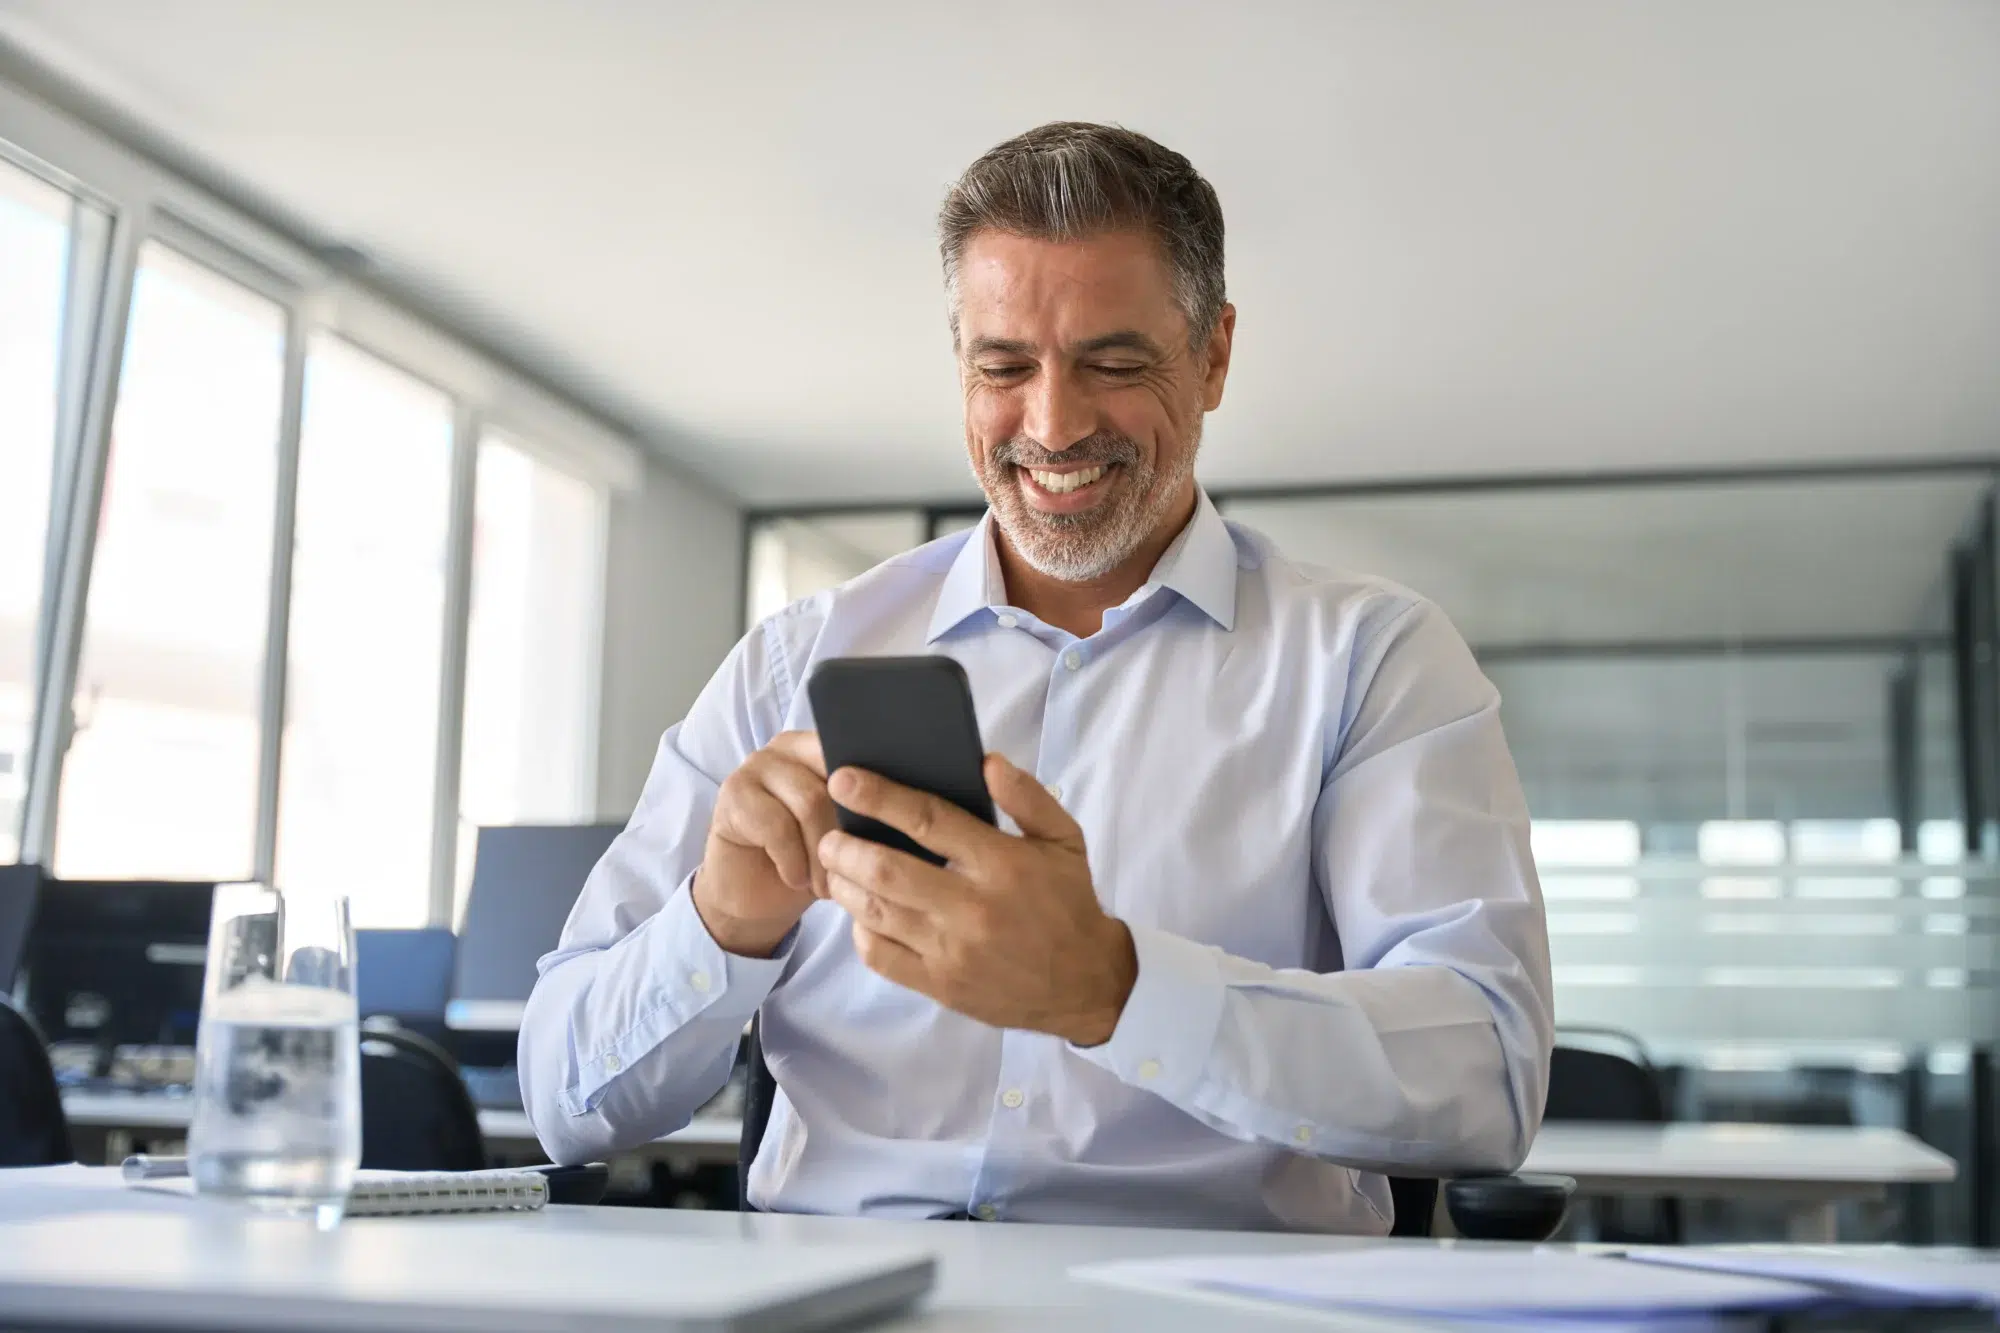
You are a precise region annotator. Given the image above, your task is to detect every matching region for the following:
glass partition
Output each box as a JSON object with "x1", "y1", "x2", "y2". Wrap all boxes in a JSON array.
[{"x1": 745, "y1": 511, "x2": 926, "y2": 626}]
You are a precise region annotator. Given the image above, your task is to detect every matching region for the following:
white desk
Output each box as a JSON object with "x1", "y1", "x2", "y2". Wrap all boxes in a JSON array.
[
  {"x1": 1526, "y1": 1121, "x2": 1957, "y2": 1242},
  {"x1": 0, "y1": 1166, "x2": 1438, "y2": 1333}
]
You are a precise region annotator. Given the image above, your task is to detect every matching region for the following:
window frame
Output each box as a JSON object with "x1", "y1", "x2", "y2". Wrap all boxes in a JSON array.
[{"x1": 1, "y1": 74, "x2": 633, "y2": 924}]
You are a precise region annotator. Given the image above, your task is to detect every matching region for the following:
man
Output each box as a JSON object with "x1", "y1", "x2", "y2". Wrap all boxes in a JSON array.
[{"x1": 521, "y1": 122, "x2": 1552, "y2": 1233}]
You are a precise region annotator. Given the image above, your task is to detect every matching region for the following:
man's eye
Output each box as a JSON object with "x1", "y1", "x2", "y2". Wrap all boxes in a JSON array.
[
  {"x1": 1093, "y1": 364, "x2": 1145, "y2": 379},
  {"x1": 981, "y1": 365, "x2": 1032, "y2": 380}
]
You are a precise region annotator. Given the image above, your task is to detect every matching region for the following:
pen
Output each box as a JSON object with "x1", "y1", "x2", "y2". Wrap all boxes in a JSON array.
[{"x1": 121, "y1": 1154, "x2": 189, "y2": 1182}]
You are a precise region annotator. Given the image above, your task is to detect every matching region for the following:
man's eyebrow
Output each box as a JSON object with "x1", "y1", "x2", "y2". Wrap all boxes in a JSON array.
[
  {"x1": 963, "y1": 331, "x2": 1166, "y2": 358},
  {"x1": 1073, "y1": 330, "x2": 1163, "y2": 357},
  {"x1": 965, "y1": 336, "x2": 1036, "y2": 357}
]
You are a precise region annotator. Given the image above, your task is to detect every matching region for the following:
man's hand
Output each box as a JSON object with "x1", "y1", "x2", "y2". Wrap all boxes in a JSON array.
[
  {"x1": 695, "y1": 730, "x2": 837, "y2": 958},
  {"x1": 816, "y1": 754, "x2": 1138, "y2": 1046}
]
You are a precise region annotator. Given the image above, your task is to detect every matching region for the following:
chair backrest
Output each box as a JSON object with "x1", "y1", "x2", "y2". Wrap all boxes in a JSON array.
[
  {"x1": 1546, "y1": 1045, "x2": 1669, "y2": 1123},
  {"x1": 1545, "y1": 1040, "x2": 1683, "y2": 1243},
  {"x1": 739, "y1": 1016, "x2": 776, "y2": 1208},
  {"x1": 0, "y1": 997, "x2": 74, "y2": 1166},
  {"x1": 0, "y1": 863, "x2": 42, "y2": 995},
  {"x1": 359, "y1": 1025, "x2": 486, "y2": 1172},
  {"x1": 355, "y1": 928, "x2": 455, "y2": 1046}
]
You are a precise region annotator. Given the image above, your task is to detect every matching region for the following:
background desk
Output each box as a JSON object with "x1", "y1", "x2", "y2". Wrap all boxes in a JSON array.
[
  {"x1": 1524, "y1": 1122, "x2": 1957, "y2": 1242},
  {"x1": 62, "y1": 1091, "x2": 1957, "y2": 1242},
  {"x1": 59, "y1": 1090, "x2": 743, "y2": 1169}
]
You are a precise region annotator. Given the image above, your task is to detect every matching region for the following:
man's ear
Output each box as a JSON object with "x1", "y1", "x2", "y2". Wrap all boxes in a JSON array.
[{"x1": 1201, "y1": 304, "x2": 1236, "y2": 411}]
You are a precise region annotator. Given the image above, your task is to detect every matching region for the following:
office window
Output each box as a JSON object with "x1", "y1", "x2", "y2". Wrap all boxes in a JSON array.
[
  {"x1": 53, "y1": 243, "x2": 284, "y2": 879},
  {"x1": 1531, "y1": 820, "x2": 1641, "y2": 866},
  {"x1": 455, "y1": 433, "x2": 604, "y2": 913},
  {"x1": 931, "y1": 512, "x2": 984, "y2": 540},
  {"x1": 0, "y1": 160, "x2": 80, "y2": 861},
  {"x1": 276, "y1": 337, "x2": 453, "y2": 927},
  {"x1": 1697, "y1": 818, "x2": 1785, "y2": 901},
  {"x1": 1531, "y1": 820, "x2": 1640, "y2": 902},
  {"x1": 1790, "y1": 819, "x2": 1900, "y2": 863},
  {"x1": 745, "y1": 512, "x2": 925, "y2": 625},
  {"x1": 1697, "y1": 820, "x2": 1787, "y2": 864}
]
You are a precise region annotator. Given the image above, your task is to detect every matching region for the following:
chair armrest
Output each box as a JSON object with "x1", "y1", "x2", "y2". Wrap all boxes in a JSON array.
[
  {"x1": 1443, "y1": 1172, "x2": 1576, "y2": 1242},
  {"x1": 530, "y1": 1162, "x2": 611, "y2": 1207}
]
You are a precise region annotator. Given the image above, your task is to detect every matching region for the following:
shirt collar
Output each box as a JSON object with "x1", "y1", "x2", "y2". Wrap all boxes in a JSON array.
[
  {"x1": 926, "y1": 515, "x2": 1008, "y2": 643},
  {"x1": 925, "y1": 490, "x2": 1239, "y2": 644}
]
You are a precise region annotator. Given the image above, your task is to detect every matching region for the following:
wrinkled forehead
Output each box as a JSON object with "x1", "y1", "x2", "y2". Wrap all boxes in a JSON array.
[{"x1": 953, "y1": 229, "x2": 1186, "y2": 352}]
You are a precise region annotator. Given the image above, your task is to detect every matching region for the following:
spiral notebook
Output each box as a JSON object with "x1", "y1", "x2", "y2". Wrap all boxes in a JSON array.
[
  {"x1": 344, "y1": 1168, "x2": 547, "y2": 1217},
  {"x1": 118, "y1": 1164, "x2": 547, "y2": 1217}
]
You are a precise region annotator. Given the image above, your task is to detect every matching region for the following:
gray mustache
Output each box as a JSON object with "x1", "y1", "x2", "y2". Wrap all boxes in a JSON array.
[{"x1": 993, "y1": 433, "x2": 1141, "y2": 470}]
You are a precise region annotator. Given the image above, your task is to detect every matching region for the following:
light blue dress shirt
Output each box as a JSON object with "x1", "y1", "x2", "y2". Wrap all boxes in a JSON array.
[{"x1": 520, "y1": 492, "x2": 1553, "y2": 1233}]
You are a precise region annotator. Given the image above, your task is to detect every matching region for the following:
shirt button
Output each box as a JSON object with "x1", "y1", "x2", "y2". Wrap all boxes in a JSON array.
[
  {"x1": 974, "y1": 1203, "x2": 998, "y2": 1221},
  {"x1": 603, "y1": 1054, "x2": 623, "y2": 1073},
  {"x1": 689, "y1": 971, "x2": 712, "y2": 993},
  {"x1": 1293, "y1": 1125, "x2": 1314, "y2": 1145},
  {"x1": 1045, "y1": 783, "x2": 1063, "y2": 802},
  {"x1": 996, "y1": 613, "x2": 1018, "y2": 629},
  {"x1": 1000, "y1": 1088, "x2": 1025, "y2": 1109},
  {"x1": 1062, "y1": 650, "x2": 1082, "y2": 671},
  {"x1": 1136, "y1": 1059, "x2": 1162, "y2": 1081}
]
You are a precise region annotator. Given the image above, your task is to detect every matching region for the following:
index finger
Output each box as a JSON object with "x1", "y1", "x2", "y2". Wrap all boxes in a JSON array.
[
  {"x1": 984, "y1": 753, "x2": 1086, "y2": 851},
  {"x1": 767, "y1": 730, "x2": 827, "y2": 777},
  {"x1": 827, "y1": 766, "x2": 997, "y2": 865}
]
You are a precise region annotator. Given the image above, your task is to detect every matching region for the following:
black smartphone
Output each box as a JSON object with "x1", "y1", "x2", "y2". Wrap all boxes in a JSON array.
[{"x1": 806, "y1": 656, "x2": 996, "y2": 866}]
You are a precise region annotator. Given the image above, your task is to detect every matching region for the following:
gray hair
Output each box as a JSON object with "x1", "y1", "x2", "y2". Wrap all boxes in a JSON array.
[{"x1": 939, "y1": 122, "x2": 1227, "y2": 351}]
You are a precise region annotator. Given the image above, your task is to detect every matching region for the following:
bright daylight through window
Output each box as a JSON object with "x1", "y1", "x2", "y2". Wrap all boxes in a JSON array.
[
  {"x1": 275, "y1": 337, "x2": 453, "y2": 927},
  {"x1": 455, "y1": 431, "x2": 603, "y2": 915},
  {"x1": 53, "y1": 242, "x2": 283, "y2": 880},
  {"x1": 0, "y1": 158, "x2": 78, "y2": 862}
]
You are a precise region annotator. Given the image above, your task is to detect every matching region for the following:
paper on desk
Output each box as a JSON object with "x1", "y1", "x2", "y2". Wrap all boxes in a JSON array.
[
  {"x1": 1631, "y1": 1246, "x2": 2000, "y2": 1308},
  {"x1": 1071, "y1": 1249, "x2": 1830, "y2": 1323}
]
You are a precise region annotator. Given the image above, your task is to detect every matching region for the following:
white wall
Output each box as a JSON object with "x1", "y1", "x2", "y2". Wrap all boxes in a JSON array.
[{"x1": 595, "y1": 453, "x2": 744, "y2": 819}]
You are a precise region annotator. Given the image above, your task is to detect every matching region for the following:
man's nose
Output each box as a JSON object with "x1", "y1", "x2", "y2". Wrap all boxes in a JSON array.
[{"x1": 1021, "y1": 368, "x2": 1096, "y2": 454}]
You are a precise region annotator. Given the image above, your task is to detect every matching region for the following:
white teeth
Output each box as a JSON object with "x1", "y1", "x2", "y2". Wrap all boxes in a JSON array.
[{"x1": 1027, "y1": 465, "x2": 1107, "y2": 495}]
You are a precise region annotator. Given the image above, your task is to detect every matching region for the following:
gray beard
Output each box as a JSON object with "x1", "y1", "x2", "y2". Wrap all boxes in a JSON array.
[{"x1": 975, "y1": 425, "x2": 1200, "y2": 582}]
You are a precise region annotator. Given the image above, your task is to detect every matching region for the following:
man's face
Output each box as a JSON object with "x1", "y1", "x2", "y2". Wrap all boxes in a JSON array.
[{"x1": 955, "y1": 229, "x2": 1233, "y2": 582}]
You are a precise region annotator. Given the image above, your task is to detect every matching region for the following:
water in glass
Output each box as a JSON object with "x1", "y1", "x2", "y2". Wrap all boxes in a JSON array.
[{"x1": 187, "y1": 886, "x2": 359, "y2": 1226}]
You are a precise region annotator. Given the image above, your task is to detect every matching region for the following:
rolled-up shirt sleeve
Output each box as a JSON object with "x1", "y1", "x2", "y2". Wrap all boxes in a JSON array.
[
  {"x1": 518, "y1": 618, "x2": 796, "y2": 1165},
  {"x1": 1075, "y1": 598, "x2": 1554, "y2": 1177}
]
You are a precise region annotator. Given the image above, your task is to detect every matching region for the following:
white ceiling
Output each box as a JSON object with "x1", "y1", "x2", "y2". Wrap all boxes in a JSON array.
[{"x1": 2, "y1": 1, "x2": 1998, "y2": 506}]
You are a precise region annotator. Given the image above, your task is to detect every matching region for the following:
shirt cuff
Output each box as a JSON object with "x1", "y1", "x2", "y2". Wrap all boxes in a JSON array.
[
  {"x1": 663, "y1": 874, "x2": 795, "y2": 1018},
  {"x1": 1069, "y1": 923, "x2": 1227, "y2": 1104}
]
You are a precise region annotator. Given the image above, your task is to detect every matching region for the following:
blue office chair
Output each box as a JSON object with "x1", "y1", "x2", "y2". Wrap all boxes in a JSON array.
[
  {"x1": 355, "y1": 927, "x2": 456, "y2": 1049},
  {"x1": 736, "y1": 1016, "x2": 1571, "y2": 1238}
]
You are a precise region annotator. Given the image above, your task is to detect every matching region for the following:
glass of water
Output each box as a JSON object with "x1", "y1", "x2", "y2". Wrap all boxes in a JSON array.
[{"x1": 187, "y1": 883, "x2": 360, "y2": 1227}]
